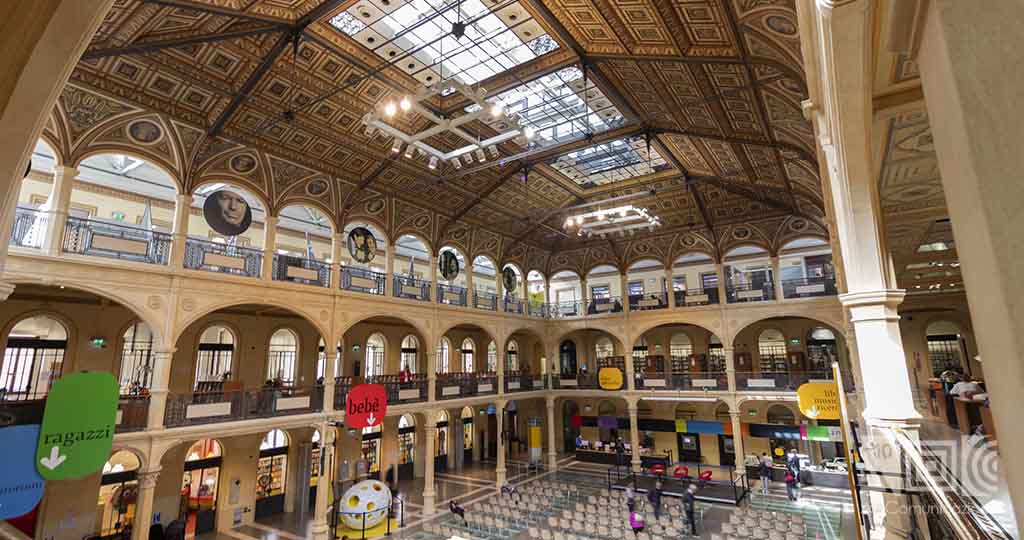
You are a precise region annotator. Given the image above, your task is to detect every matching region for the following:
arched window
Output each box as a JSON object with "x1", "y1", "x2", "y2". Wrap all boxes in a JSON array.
[
  {"x1": 182, "y1": 438, "x2": 222, "y2": 530},
  {"x1": 487, "y1": 340, "x2": 497, "y2": 372},
  {"x1": 461, "y1": 406, "x2": 474, "y2": 453},
  {"x1": 98, "y1": 450, "x2": 142, "y2": 537},
  {"x1": 461, "y1": 339, "x2": 475, "y2": 372},
  {"x1": 268, "y1": 329, "x2": 298, "y2": 384},
  {"x1": 807, "y1": 327, "x2": 838, "y2": 371},
  {"x1": 436, "y1": 411, "x2": 449, "y2": 457},
  {"x1": 714, "y1": 403, "x2": 731, "y2": 422},
  {"x1": 310, "y1": 430, "x2": 322, "y2": 488},
  {"x1": 559, "y1": 340, "x2": 577, "y2": 376},
  {"x1": 316, "y1": 338, "x2": 341, "y2": 381},
  {"x1": 398, "y1": 415, "x2": 415, "y2": 467},
  {"x1": 195, "y1": 325, "x2": 234, "y2": 390},
  {"x1": 670, "y1": 333, "x2": 692, "y2": 358},
  {"x1": 707, "y1": 335, "x2": 725, "y2": 372},
  {"x1": 258, "y1": 430, "x2": 289, "y2": 503},
  {"x1": 436, "y1": 338, "x2": 451, "y2": 374},
  {"x1": 595, "y1": 337, "x2": 614, "y2": 360},
  {"x1": 361, "y1": 424, "x2": 381, "y2": 474},
  {"x1": 766, "y1": 405, "x2": 796, "y2": 425},
  {"x1": 119, "y1": 320, "x2": 154, "y2": 393},
  {"x1": 2, "y1": 315, "x2": 68, "y2": 398},
  {"x1": 366, "y1": 333, "x2": 385, "y2": 377},
  {"x1": 632, "y1": 336, "x2": 648, "y2": 364},
  {"x1": 758, "y1": 329, "x2": 787, "y2": 373},
  {"x1": 401, "y1": 335, "x2": 419, "y2": 373},
  {"x1": 506, "y1": 339, "x2": 519, "y2": 372}
]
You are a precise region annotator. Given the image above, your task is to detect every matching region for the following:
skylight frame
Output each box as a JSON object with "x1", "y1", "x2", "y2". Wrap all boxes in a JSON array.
[{"x1": 547, "y1": 135, "x2": 669, "y2": 187}]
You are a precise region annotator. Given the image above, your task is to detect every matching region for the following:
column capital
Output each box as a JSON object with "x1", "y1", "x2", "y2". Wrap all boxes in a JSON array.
[
  {"x1": 51, "y1": 165, "x2": 78, "y2": 178},
  {"x1": 838, "y1": 289, "x2": 905, "y2": 309},
  {"x1": 137, "y1": 468, "x2": 161, "y2": 488},
  {"x1": 175, "y1": 193, "x2": 193, "y2": 203},
  {"x1": 545, "y1": 395, "x2": 556, "y2": 408}
]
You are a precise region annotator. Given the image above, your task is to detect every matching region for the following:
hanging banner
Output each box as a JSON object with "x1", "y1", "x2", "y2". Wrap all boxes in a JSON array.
[
  {"x1": 0, "y1": 425, "x2": 45, "y2": 519},
  {"x1": 36, "y1": 372, "x2": 119, "y2": 480},
  {"x1": 528, "y1": 418, "x2": 542, "y2": 465},
  {"x1": 502, "y1": 267, "x2": 518, "y2": 292},
  {"x1": 439, "y1": 250, "x2": 460, "y2": 281},
  {"x1": 345, "y1": 384, "x2": 387, "y2": 429},
  {"x1": 202, "y1": 189, "x2": 252, "y2": 236},
  {"x1": 598, "y1": 367, "x2": 623, "y2": 390},
  {"x1": 797, "y1": 381, "x2": 841, "y2": 420},
  {"x1": 347, "y1": 227, "x2": 377, "y2": 264}
]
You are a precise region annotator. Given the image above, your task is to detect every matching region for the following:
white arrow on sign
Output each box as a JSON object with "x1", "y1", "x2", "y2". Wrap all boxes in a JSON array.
[
  {"x1": 40, "y1": 446, "x2": 66, "y2": 470},
  {"x1": 367, "y1": 412, "x2": 377, "y2": 426}
]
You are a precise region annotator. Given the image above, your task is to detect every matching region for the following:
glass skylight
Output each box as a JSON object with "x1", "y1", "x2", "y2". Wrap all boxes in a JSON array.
[
  {"x1": 330, "y1": 0, "x2": 558, "y2": 86},
  {"x1": 547, "y1": 135, "x2": 669, "y2": 186}
]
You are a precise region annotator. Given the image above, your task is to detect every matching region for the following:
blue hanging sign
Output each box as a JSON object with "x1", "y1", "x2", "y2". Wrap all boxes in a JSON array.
[{"x1": 0, "y1": 425, "x2": 46, "y2": 519}]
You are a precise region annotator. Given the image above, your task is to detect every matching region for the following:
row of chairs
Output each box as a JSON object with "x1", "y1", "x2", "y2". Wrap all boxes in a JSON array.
[{"x1": 714, "y1": 506, "x2": 808, "y2": 540}]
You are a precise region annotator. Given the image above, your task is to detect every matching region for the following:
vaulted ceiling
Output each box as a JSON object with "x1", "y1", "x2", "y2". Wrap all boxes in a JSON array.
[{"x1": 44, "y1": 0, "x2": 825, "y2": 273}]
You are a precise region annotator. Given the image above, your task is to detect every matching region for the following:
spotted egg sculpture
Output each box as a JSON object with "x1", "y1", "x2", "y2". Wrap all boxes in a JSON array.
[{"x1": 340, "y1": 479, "x2": 392, "y2": 530}]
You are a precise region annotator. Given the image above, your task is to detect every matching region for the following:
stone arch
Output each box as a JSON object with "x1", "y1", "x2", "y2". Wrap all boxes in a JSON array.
[
  {"x1": 175, "y1": 298, "x2": 328, "y2": 347},
  {"x1": 72, "y1": 147, "x2": 183, "y2": 194},
  {"x1": 35, "y1": 135, "x2": 64, "y2": 168},
  {"x1": 190, "y1": 177, "x2": 269, "y2": 216},
  {"x1": 276, "y1": 200, "x2": 338, "y2": 234}
]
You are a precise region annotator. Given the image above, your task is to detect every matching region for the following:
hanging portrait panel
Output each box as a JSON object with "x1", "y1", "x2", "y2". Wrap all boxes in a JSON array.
[
  {"x1": 439, "y1": 250, "x2": 460, "y2": 281},
  {"x1": 203, "y1": 190, "x2": 253, "y2": 236},
  {"x1": 502, "y1": 267, "x2": 518, "y2": 292},
  {"x1": 347, "y1": 227, "x2": 377, "y2": 264}
]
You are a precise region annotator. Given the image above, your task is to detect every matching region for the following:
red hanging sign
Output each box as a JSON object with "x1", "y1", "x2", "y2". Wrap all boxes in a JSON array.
[
  {"x1": 345, "y1": 384, "x2": 387, "y2": 429},
  {"x1": 570, "y1": 414, "x2": 583, "y2": 428}
]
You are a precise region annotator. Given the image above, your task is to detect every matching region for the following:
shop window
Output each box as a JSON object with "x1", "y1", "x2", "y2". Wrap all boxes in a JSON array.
[
  {"x1": 398, "y1": 415, "x2": 415, "y2": 466},
  {"x1": 361, "y1": 425, "x2": 381, "y2": 474},
  {"x1": 257, "y1": 429, "x2": 289, "y2": 500},
  {"x1": 96, "y1": 450, "x2": 141, "y2": 538}
]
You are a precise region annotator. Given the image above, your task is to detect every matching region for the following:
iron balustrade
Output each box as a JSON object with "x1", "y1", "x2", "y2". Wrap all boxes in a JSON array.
[
  {"x1": 163, "y1": 384, "x2": 322, "y2": 427},
  {"x1": 781, "y1": 276, "x2": 838, "y2": 299},
  {"x1": 587, "y1": 296, "x2": 623, "y2": 315},
  {"x1": 629, "y1": 291, "x2": 669, "y2": 311},
  {"x1": 9, "y1": 207, "x2": 45, "y2": 248},
  {"x1": 473, "y1": 290, "x2": 497, "y2": 311},
  {"x1": 504, "y1": 371, "x2": 537, "y2": 392},
  {"x1": 435, "y1": 372, "x2": 497, "y2": 399},
  {"x1": 503, "y1": 297, "x2": 524, "y2": 315},
  {"x1": 393, "y1": 274, "x2": 431, "y2": 301},
  {"x1": 437, "y1": 283, "x2": 468, "y2": 306},
  {"x1": 340, "y1": 266, "x2": 386, "y2": 295},
  {"x1": 550, "y1": 372, "x2": 599, "y2": 389},
  {"x1": 62, "y1": 216, "x2": 171, "y2": 265},
  {"x1": 364, "y1": 373, "x2": 427, "y2": 404},
  {"x1": 334, "y1": 376, "x2": 353, "y2": 409},
  {"x1": 726, "y1": 282, "x2": 775, "y2": 303},
  {"x1": 527, "y1": 302, "x2": 546, "y2": 318},
  {"x1": 272, "y1": 254, "x2": 331, "y2": 287},
  {"x1": 116, "y1": 396, "x2": 150, "y2": 432},
  {"x1": 548, "y1": 300, "x2": 582, "y2": 318},
  {"x1": 184, "y1": 237, "x2": 262, "y2": 277},
  {"x1": 735, "y1": 370, "x2": 832, "y2": 391},
  {"x1": 674, "y1": 287, "x2": 719, "y2": 306},
  {"x1": 633, "y1": 371, "x2": 727, "y2": 391}
]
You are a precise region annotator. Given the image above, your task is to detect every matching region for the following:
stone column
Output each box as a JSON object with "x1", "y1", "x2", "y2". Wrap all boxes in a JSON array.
[
  {"x1": 543, "y1": 278, "x2": 551, "y2": 306},
  {"x1": 665, "y1": 267, "x2": 676, "y2": 309},
  {"x1": 579, "y1": 276, "x2": 588, "y2": 313},
  {"x1": 312, "y1": 425, "x2": 336, "y2": 540},
  {"x1": 619, "y1": 273, "x2": 630, "y2": 313},
  {"x1": 627, "y1": 400, "x2": 642, "y2": 473},
  {"x1": 545, "y1": 396, "x2": 558, "y2": 471},
  {"x1": 169, "y1": 194, "x2": 192, "y2": 269},
  {"x1": 770, "y1": 256, "x2": 782, "y2": 300},
  {"x1": 384, "y1": 243, "x2": 394, "y2": 296},
  {"x1": 146, "y1": 348, "x2": 176, "y2": 430},
  {"x1": 261, "y1": 215, "x2": 277, "y2": 281},
  {"x1": 330, "y1": 232, "x2": 343, "y2": 290},
  {"x1": 423, "y1": 419, "x2": 437, "y2": 514},
  {"x1": 466, "y1": 259, "x2": 475, "y2": 306},
  {"x1": 729, "y1": 411, "x2": 745, "y2": 470},
  {"x1": 715, "y1": 263, "x2": 728, "y2": 305},
  {"x1": 495, "y1": 400, "x2": 507, "y2": 487},
  {"x1": 624, "y1": 339, "x2": 637, "y2": 391},
  {"x1": 131, "y1": 468, "x2": 161, "y2": 540},
  {"x1": 41, "y1": 165, "x2": 75, "y2": 256},
  {"x1": 724, "y1": 347, "x2": 737, "y2": 392},
  {"x1": 428, "y1": 251, "x2": 437, "y2": 301},
  {"x1": 495, "y1": 268, "x2": 504, "y2": 311}
]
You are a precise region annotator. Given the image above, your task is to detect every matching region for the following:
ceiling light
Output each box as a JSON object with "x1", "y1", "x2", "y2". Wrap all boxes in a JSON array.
[
  {"x1": 596, "y1": 212, "x2": 606, "y2": 221},
  {"x1": 475, "y1": 148, "x2": 486, "y2": 162},
  {"x1": 490, "y1": 103, "x2": 504, "y2": 117},
  {"x1": 488, "y1": 145, "x2": 499, "y2": 159},
  {"x1": 404, "y1": 145, "x2": 415, "y2": 159},
  {"x1": 364, "y1": 125, "x2": 377, "y2": 137},
  {"x1": 391, "y1": 139, "x2": 402, "y2": 154},
  {"x1": 523, "y1": 126, "x2": 536, "y2": 139},
  {"x1": 451, "y1": 158, "x2": 462, "y2": 170},
  {"x1": 399, "y1": 96, "x2": 412, "y2": 112},
  {"x1": 384, "y1": 101, "x2": 397, "y2": 117},
  {"x1": 463, "y1": 152, "x2": 474, "y2": 164},
  {"x1": 428, "y1": 156, "x2": 438, "y2": 170}
]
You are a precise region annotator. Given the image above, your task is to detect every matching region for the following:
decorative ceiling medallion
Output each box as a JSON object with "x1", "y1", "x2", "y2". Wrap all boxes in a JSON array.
[
  {"x1": 681, "y1": 235, "x2": 697, "y2": 247},
  {"x1": 765, "y1": 15, "x2": 798, "y2": 36},
  {"x1": 365, "y1": 198, "x2": 385, "y2": 214},
  {"x1": 789, "y1": 218, "x2": 808, "y2": 232},
  {"x1": 126, "y1": 120, "x2": 162, "y2": 145},
  {"x1": 229, "y1": 154, "x2": 258, "y2": 175},
  {"x1": 305, "y1": 179, "x2": 328, "y2": 196},
  {"x1": 732, "y1": 227, "x2": 752, "y2": 240}
]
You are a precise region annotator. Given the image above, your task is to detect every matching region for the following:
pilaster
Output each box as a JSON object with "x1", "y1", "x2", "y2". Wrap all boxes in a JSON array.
[
  {"x1": 169, "y1": 194, "x2": 192, "y2": 270},
  {"x1": 41, "y1": 165, "x2": 76, "y2": 256},
  {"x1": 261, "y1": 215, "x2": 277, "y2": 281}
]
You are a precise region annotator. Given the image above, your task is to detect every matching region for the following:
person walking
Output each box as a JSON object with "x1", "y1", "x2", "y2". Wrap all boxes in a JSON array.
[
  {"x1": 759, "y1": 453, "x2": 772, "y2": 495},
  {"x1": 785, "y1": 469, "x2": 799, "y2": 501},
  {"x1": 648, "y1": 480, "x2": 663, "y2": 519},
  {"x1": 625, "y1": 486, "x2": 636, "y2": 512},
  {"x1": 628, "y1": 505, "x2": 645, "y2": 537},
  {"x1": 449, "y1": 500, "x2": 467, "y2": 525},
  {"x1": 682, "y1": 484, "x2": 698, "y2": 537}
]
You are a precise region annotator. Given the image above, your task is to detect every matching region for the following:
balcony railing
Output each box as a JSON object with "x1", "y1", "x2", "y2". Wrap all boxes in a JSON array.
[
  {"x1": 341, "y1": 266, "x2": 386, "y2": 295},
  {"x1": 735, "y1": 370, "x2": 832, "y2": 391},
  {"x1": 437, "y1": 283, "x2": 467, "y2": 306},
  {"x1": 586, "y1": 297, "x2": 623, "y2": 315},
  {"x1": 272, "y1": 254, "x2": 330, "y2": 287},
  {"x1": 163, "y1": 384, "x2": 322, "y2": 427},
  {"x1": 504, "y1": 372, "x2": 540, "y2": 392},
  {"x1": 527, "y1": 302, "x2": 546, "y2": 318},
  {"x1": 634, "y1": 371, "x2": 727, "y2": 391},
  {"x1": 726, "y1": 282, "x2": 775, "y2": 303},
  {"x1": 9, "y1": 206, "x2": 45, "y2": 248},
  {"x1": 435, "y1": 372, "x2": 497, "y2": 399},
  {"x1": 629, "y1": 292, "x2": 669, "y2": 311},
  {"x1": 547, "y1": 301, "x2": 583, "y2": 318},
  {"x1": 116, "y1": 396, "x2": 150, "y2": 432},
  {"x1": 550, "y1": 372, "x2": 599, "y2": 389},
  {"x1": 184, "y1": 237, "x2": 262, "y2": 277},
  {"x1": 334, "y1": 376, "x2": 353, "y2": 409},
  {"x1": 393, "y1": 274, "x2": 431, "y2": 301},
  {"x1": 781, "y1": 276, "x2": 837, "y2": 299},
  {"x1": 473, "y1": 291, "x2": 497, "y2": 311},
  {"x1": 365, "y1": 374, "x2": 427, "y2": 404},
  {"x1": 674, "y1": 287, "x2": 719, "y2": 307},
  {"x1": 63, "y1": 216, "x2": 171, "y2": 265},
  {"x1": 503, "y1": 298, "x2": 524, "y2": 315}
]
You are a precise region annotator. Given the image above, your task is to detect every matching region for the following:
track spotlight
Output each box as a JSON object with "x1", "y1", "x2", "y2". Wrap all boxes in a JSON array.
[
  {"x1": 475, "y1": 148, "x2": 486, "y2": 162},
  {"x1": 391, "y1": 139, "x2": 402, "y2": 154},
  {"x1": 404, "y1": 145, "x2": 415, "y2": 159},
  {"x1": 364, "y1": 125, "x2": 377, "y2": 137},
  {"x1": 490, "y1": 103, "x2": 504, "y2": 118},
  {"x1": 488, "y1": 145, "x2": 499, "y2": 159},
  {"x1": 428, "y1": 156, "x2": 439, "y2": 170},
  {"x1": 463, "y1": 153, "x2": 474, "y2": 165},
  {"x1": 451, "y1": 158, "x2": 462, "y2": 170}
]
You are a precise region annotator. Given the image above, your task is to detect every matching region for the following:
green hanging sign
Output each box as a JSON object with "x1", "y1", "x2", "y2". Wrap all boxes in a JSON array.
[{"x1": 35, "y1": 372, "x2": 119, "y2": 480}]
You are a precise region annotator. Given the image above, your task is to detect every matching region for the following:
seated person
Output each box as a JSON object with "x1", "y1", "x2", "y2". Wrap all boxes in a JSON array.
[
  {"x1": 575, "y1": 434, "x2": 584, "y2": 449},
  {"x1": 951, "y1": 379, "x2": 984, "y2": 398}
]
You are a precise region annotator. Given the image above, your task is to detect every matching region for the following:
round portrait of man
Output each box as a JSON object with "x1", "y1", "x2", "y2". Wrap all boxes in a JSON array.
[
  {"x1": 202, "y1": 189, "x2": 252, "y2": 236},
  {"x1": 347, "y1": 227, "x2": 377, "y2": 264},
  {"x1": 502, "y1": 267, "x2": 518, "y2": 293},
  {"x1": 439, "y1": 250, "x2": 460, "y2": 281}
]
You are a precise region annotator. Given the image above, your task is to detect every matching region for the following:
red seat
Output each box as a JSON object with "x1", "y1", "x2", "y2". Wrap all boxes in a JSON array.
[
  {"x1": 673, "y1": 466, "x2": 689, "y2": 478},
  {"x1": 649, "y1": 464, "x2": 666, "y2": 475},
  {"x1": 699, "y1": 470, "x2": 713, "y2": 482}
]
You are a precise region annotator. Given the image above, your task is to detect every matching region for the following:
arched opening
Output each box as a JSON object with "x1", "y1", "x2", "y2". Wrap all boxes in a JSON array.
[
  {"x1": 734, "y1": 317, "x2": 850, "y2": 390},
  {"x1": 436, "y1": 410, "x2": 450, "y2": 472},
  {"x1": 267, "y1": 328, "x2": 299, "y2": 385},
  {"x1": 766, "y1": 405, "x2": 796, "y2": 425},
  {"x1": 11, "y1": 140, "x2": 59, "y2": 248},
  {"x1": 397, "y1": 414, "x2": 416, "y2": 480},
  {"x1": 487, "y1": 340, "x2": 498, "y2": 372},
  {"x1": 757, "y1": 329, "x2": 788, "y2": 374},
  {"x1": 807, "y1": 327, "x2": 838, "y2": 372},
  {"x1": 526, "y1": 270, "x2": 546, "y2": 316},
  {"x1": 460, "y1": 338, "x2": 475, "y2": 372},
  {"x1": 723, "y1": 245, "x2": 773, "y2": 303},
  {"x1": 437, "y1": 246, "x2": 468, "y2": 306},
  {"x1": 195, "y1": 325, "x2": 235, "y2": 391},
  {"x1": 181, "y1": 439, "x2": 223, "y2": 535},
  {"x1": 779, "y1": 237, "x2": 836, "y2": 298},
  {"x1": 926, "y1": 321, "x2": 968, "y2": 376},
  {"x1": 400, "y1": 335, "x2": 419, "y2": 374},
  {"x1": 670, "y1": 333, "x2": 693, "y2": 358},
  {"x1": 506, "y1": 339, "x2": 519, "y2": 372},
  {"x1": 596, "y1": 400, "x2": 620, "y2": 444},
  {"x1": 436, "y1": 337, "x2": 452, "y2": 374},
  {"x1": 632, "y1": 323, "x2": 725, "y2": 389},
  {"x1": 671, "y1": 252, "x2": 719, "y2": 306},
  {"x1": 550, "y1": 270, "x2": 581, "y2": 317},
  {"x1": 96, "y1": 450, "x2": 142, "y2": 538},
  {"x1": 365, "y1": 333, "x2": 386, "y2": 378},
  {"x1": 562, "y1": 400, "x2": 581, "y2": 453},
  {"x1": 471, "y1": 255, "x2": 498, "y2": 310},
  {"x1": 501, "y1": 263, "x2": 525, "y2": 313},
  {"x1": 189, "y1": 183, "x2": 268, "y2": 276},
  {"x1": 119, "y1": 320, "x2": 155, "y2": 394},
  {"x1": 2, "y1": 314, "x2": 68, "y2": 399},
  {"x1": 340, "y1": 221, "x2": 388, "y2": 294},
  {"x1": 585, "y1": 264, "x2": 623, "y2": 314},
  {"x1": 392, "y1": 234, "x2": 431, "y2": 301},
  {"x1": 274, "y1": 203, "x2": 334, "y2": 286},
  {"x1": 461, "y1": 406, "x2": 475, "y2": 464},
  {"x1": 361, "y1": 424, "x2": 382, "y2": 476},
  {"x1": 256, "y1": 429, "x2": 289, "y2": 518},
  {"x1": 559, "y1": 340, "x2": 577, "y2": 377},
  {"x1": 626, "y1": 259, "x2": 668, "y2": 311}
]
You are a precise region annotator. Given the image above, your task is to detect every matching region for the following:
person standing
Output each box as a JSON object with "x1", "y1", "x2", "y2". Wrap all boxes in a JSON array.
[
  {"x1": 682, "y1": 484, "x2": 697, "y2": 537},
  {"x1": 648, "y1": 480, "x2": 663, "y2": 519},
  {"x1": 625, "y1": 486, "x2": 636, "y2": 512},
  {"x1": 785, "y1": 469, "x2": 799, "y2": 501},
  {"x1": 758, "y1": 453, "x2": 772, "y2": 495},
  {"x1": 628, "y1": 505, "x2": 645, "y2": 538}
]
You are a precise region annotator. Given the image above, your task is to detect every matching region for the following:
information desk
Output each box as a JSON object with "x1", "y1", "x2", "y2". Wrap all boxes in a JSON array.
[
  {"x1": 953, "y1": 397, "x2": 987, "y2": 436},
  {"x1": 745, "y1": 465, "x2": 848, "y2": 489},
  {"x1": 575, "y1": 449, "x2": 669, "y2": 468}
]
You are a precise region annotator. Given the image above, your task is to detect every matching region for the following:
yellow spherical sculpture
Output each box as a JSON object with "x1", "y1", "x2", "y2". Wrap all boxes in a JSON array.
[{"x1": 340, "y1": 479, "x2": 392, "y2": 530}]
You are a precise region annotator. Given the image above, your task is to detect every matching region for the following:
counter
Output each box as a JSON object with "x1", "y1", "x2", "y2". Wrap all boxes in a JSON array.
[
  {"x1": 575, "y1": 448, "x2": 669, "y2": 468},
  {"x1": 746, "y1": 464, "x2": 848, "y2": 489}
]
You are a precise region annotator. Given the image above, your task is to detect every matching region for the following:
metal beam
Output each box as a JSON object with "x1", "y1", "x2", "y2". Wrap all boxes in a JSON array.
[
  {"x1": 439, "y1": 165, "x2": 524, "y2": 238},
  {"x1": 144, "y1": 0, "x2": 290, "y2": 27},
  {"x1": 587, "y1": 53, "x2": 808, "y2": 91},
  {"x1": 690, "y1": 175, "x2": 793, "y2": 213},
  {"x1": 651, "y1": 127, "x2": 817, "y2": 164},
  {"x1": 82, "y1": 26, "x2": 283, "y2": 60},
  {"x1": 208, "y1": 31, "x2": 292, "y2": 137}
]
